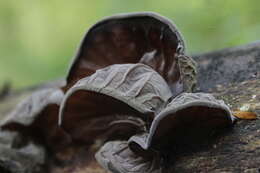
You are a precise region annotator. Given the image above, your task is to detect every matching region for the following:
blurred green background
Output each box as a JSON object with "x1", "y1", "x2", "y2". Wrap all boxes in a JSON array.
[{"x1": 1, "y1": 0, "x2": 259, "y2": 89}]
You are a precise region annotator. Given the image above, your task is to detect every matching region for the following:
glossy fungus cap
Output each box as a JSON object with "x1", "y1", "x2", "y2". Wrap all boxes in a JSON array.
[{"x1": 65, "y1": 12, "x2": 193, "y2": 95}]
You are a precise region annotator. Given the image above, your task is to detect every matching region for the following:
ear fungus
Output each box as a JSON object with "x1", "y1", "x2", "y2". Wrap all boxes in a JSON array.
[
  {"x1": 64, "y1": 12, "x2": 195, "y2": 95},
  {"x1": 58, "y1": 90, "x2": 146, "y2": 144},
  {"x1": 128, "y1": 93, "x2": 235, "y2": 151},
  {"x1": 0, "y1": 12, "x2": 237, "y2": 173},
  {"x1": 59, "y1": 64, "x2": 173, "y2": 143},
  {"x1": 95, "y1": 93, "x2": 235, "y2": 173},
  {"x1": 1, "y1": 88, "x2": 70, "y2": 152},
  {"x1": 95, "y1": 141, "x2": 161, "y2": 173}
]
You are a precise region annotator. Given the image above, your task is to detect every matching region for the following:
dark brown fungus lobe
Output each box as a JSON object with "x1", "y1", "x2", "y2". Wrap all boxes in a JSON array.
[
  {"x1": 1, "y1": 88, "x2": 70, "y2": 152},
  {"x1": 64, "y1": 12, "x2": 195, "y2": 95},
  {"x1": 129, "y1": 93, "x2": 235, "y2": 152},
  {"x1": 59, "y1": 90, "x2": 146, "y2": 144},
  {"x1": 59, "y1": 64, "x2": 173, "y2": 144}
]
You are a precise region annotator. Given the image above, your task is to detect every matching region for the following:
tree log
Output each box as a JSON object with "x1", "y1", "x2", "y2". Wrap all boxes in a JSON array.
[{"x1": 0, "y1": 42, "x2": 259, "y2": 173}]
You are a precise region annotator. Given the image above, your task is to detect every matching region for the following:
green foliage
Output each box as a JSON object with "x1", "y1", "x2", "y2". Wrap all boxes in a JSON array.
[{"x1": 0, "y1": 0, "x2": 259, "y2": 88}]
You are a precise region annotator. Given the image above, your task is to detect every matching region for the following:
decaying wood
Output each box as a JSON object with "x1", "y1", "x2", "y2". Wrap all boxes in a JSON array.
[{"x1": 0, "y1": 42, "x2": 260, "y2": 173}]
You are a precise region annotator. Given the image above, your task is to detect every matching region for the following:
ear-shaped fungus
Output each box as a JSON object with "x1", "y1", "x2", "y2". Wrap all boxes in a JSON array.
[
  {"x1": 95, "y1": 141, "x2": 161, "y2": 173},
  {"x1": 1, "y1": 88, "x2": 70, "y2": 152},
  {"x1": 59, "y1": 63, "x2": 172, "y2": 144},
  {"x1": 129, "y1": 93, "x2": 236, "y2": 152},
  {"x1": 65, "y1": 12, "x2": 196, "y2": 94}
]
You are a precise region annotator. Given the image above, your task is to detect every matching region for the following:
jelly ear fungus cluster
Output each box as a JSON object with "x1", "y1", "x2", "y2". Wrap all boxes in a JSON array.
[{"x1": 0, "y1": 12, "x2": 235, "y2": 173}]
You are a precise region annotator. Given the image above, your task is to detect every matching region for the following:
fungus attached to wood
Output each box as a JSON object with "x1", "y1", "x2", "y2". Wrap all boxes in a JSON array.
[
  {"x1": 0, "y1": 12, "x2": 243, "y2": 173},
  {"x1": 95, "y1": 93, "x2": 236, "y2": 173}
]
